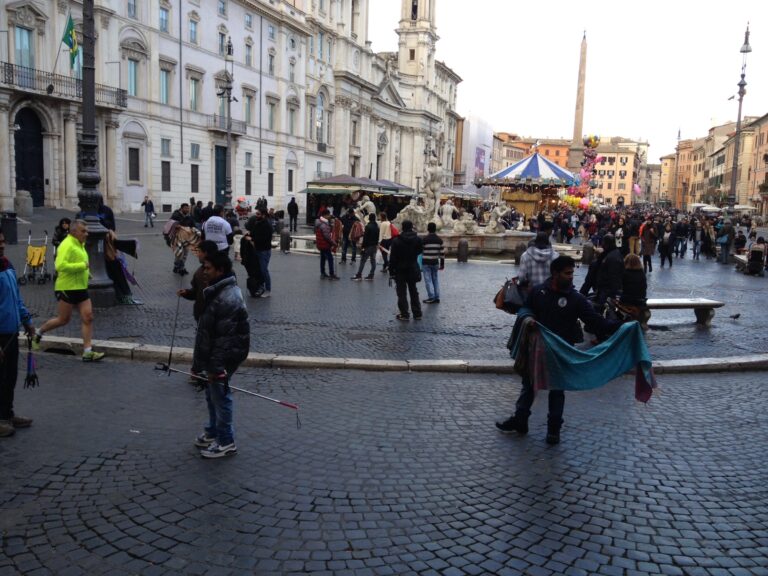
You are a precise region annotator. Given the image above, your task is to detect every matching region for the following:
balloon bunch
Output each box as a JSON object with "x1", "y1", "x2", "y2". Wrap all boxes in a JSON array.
[{"x1": 567, "y1": 134, "x2": 603, "y2": 199}]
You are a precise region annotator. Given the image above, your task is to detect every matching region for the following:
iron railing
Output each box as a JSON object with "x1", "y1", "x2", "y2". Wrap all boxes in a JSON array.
[
  {"x1": 1, "y1": 62, "x2": 127, "y2": 108},
  {"x1": 208, "y1": 114, "x2": 246, "y2": 135}
]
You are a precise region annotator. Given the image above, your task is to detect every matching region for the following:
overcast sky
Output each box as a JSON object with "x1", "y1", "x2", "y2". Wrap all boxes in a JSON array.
[{"x1": 368, "y1": 1, "x2": 766, "y2": 163}]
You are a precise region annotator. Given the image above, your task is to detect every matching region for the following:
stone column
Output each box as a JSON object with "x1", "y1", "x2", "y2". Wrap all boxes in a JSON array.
[
  {"x1": 104, "y1": 116, "x2": 119, "y2": 204},
  {"x1": 64, "y1": 108, "x2": 79, "y2": 207},
  {"x1": 0, "y1": 91, "x2": 12, "y2": 211}
]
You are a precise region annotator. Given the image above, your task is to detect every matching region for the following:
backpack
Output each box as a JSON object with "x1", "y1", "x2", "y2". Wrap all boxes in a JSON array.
[
  {"x1": 350, "y1": 220, "x2": 365, "y2": 243},
  {"x1": 390, "y1": 223, "x2": 400, "y2": 237},
  {"x1": 162, "y1": 219, "x2": 178, "y2": 247}
]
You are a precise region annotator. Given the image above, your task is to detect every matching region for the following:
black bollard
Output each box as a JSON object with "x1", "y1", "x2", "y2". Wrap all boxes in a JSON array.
[
  {"x1": 581, "y1": 241, "x2": 595, "y2": 265},
  {"x1": 457, "y1": 239, "x2": 469, "y2": 263},
  {"x1": 280, "y1": 229, "x2": 291, "y2": 254}
]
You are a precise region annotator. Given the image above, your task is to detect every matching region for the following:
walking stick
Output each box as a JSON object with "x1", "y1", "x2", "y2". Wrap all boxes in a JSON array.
[{"x1": 154, "y1": 363, "x2": 301, "y2": 428}]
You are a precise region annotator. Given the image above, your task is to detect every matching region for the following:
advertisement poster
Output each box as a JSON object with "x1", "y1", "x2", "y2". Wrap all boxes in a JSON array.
[{"x1": 474, "y1": 147, "x2": 486, "y2": 180}]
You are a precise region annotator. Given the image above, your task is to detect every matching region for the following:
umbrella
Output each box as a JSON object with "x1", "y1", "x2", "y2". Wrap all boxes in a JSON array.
[
  {"x1": 24, "y1": 336, "x2": 39, "y2": 389},
  {"x1": 733, "y1": 204, "x2": 757, "y2": 211}
]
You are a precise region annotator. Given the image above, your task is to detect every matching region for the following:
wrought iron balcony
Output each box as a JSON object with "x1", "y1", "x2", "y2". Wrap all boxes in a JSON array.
[
  {"x1": 208, "y1": 114, "x2": 246, "y2": 135},
  {"x1": 1, "y1": 62, "x2": 127, "y2": 108}
]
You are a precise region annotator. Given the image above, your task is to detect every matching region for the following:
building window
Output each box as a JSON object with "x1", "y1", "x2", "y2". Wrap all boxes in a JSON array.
[
  {"x1": 288, "y1": 169, "x2": 294, "y2": 192},
  {"x1": 409, "y1": 49, "x2": 415, "y2": 61},
  {"x1": 316, "y1": 161, "x2": 322, "y2": 174},
  {"x1": 245, "y1": 43, "x2": 253, "y2": 66},
  {"x1": 218, "y1": 33, "x2": 226, "y2": 55},
  {"x1": 318, "y1": 32, "x2": 324, "y2": 58},
  {"x1": 159, "y1": 69, "x2": 170, "y2": 104},
  {"x1": 189, "y1": 19, "x2": 198, "y2": 43},
  {"x1": 288, "y1": 108, "x2": 296, "y2": 135},
  {"x1": 268, "y1": 172, "x2": 274, "y2": 196},
  {"x1": 161, "y1": 161, "x2": 171, "y2": 191},
  {"x1": 268, "y1": 102, "x2": 276, "y2": 131},
  {"x1": 128, "y1": 147, "x2": 140, "y2": 182},
  {"x1": 289, "y1": 62, "x2": 295, "y2": 82},
  {"x1": 351, "y1": 120, "x2": 357, "y2": 145},
  {"x1": 268, "y1": 54, "x2": 275, "y2": 76},
  {"x1": 191, "y1": 164, "x2": 199, "y2": 193},
  {"x1": 607, "y1": 183, "x2": 612, "y2": 190},
  {"x1": 316, "y1": 94, "x2": 325, "y2": 143},
  {"x1": 128, "y1": 0, "x2": 137, "y2": 19},
  {"x1": 244, "y1": 94, "x2": 253, "y2": 125},
  {"x1": 127, "y1": 58, "x2": 139, "y2": 96},
  {"x1": 217, "y1": 0, "x2": 226, "y2": 16},
  {"x1": 245, "y1": 151, "x2": 252, "y2": 166},
  {"x1": 268, "y1": 156, "x2": 275, "y2": 170},
  {"x1": 218, "y1": 94, "x2": 226, "y2": 118},
  {"x1": 245, "y1": 170, "x2": 252, "y2": 195},
  {"x1": 189, "y1": 77, "x2": 199, "y2": 111},
  {"x1": 190, "y1": 143, "x2": 200, "y2": 159},
  {"x1": 327, "y1": 40, "x2": 332, "y2": 62},
  {"x1": 245, "y1": 13, "x2": 252, "y2": 28},
  {"x1": 161, "y1": 138, "x2": 171, "y2": 157},
  {"x1": 268, "y1": 24, "x2": 275, "y2": 40},
  {"x1": 555, "y1": 150, "x2": 560, "y2": 156},
  {"x1": 159, "y1": 7, "x2": 169, "y2": 32}
]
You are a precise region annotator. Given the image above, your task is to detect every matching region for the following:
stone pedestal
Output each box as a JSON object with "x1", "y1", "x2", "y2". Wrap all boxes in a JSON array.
[{"x1": 13, "y1": 190, "x2": 33, "y2": 217}]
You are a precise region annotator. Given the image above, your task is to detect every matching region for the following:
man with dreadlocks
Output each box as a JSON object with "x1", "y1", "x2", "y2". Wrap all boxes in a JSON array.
[{"x1": 0, "y1": 226, "x2": 36, "y2": 438}]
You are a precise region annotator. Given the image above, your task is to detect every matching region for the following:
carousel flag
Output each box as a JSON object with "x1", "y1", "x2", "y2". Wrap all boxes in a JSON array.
[{"x1": 62, "y1": 13, "x2": 78, "y2": 69}]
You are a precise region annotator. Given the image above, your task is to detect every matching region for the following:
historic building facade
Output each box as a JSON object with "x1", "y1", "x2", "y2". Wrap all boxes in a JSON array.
[{"x1": 1, "y1": 0, "x2": 461, "y2": 214}]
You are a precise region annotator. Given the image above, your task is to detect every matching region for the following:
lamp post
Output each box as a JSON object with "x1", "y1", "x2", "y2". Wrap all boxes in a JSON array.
[
  {"x1": 77, "y1": 0, "x2": 114, "y2": 307},
  {"x1": 217, "y1": 36, "x2": 235, "y2": 210},
  {"x1": 728, "y1": 24, "x2": 751, "y2": 211}
]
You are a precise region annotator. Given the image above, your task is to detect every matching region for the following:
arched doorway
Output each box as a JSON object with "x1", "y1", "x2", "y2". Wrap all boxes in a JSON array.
[{"x1": 14, "y1": 108, "x2": 45, "y2": 207}]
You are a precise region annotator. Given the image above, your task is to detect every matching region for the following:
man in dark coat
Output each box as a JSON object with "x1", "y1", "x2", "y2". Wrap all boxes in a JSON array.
[
  {"x1": 192, "y1": 250, "x2": 250, "y2": 459},
  {"x1": 245, "y1": 209, "x2": 273, "y2": 297},
  {"x1": 339, "y1": 208, "x2": 359, "y2": 264},
  {"x1": 388, "y1": 219, "x2": 423, "y2": 320},
  {"x1": 352, "y1": 214, "x2": 379, "y2": 280},
  {"x1": 287, "y1": 198, "x2": 299, "y2": 232}
]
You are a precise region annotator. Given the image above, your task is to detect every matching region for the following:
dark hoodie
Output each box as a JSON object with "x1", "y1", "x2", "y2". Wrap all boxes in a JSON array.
[{"x1": 389, "y1": 228, "x2": 423, "y2": 279}]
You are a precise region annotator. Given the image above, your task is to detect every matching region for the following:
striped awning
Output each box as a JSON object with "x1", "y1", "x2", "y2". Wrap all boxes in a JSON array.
[{"x1": 480, "y1": 153, "x2": 575, "y2": 187}]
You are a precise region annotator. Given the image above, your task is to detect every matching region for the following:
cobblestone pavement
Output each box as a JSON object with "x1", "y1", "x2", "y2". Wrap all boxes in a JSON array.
[
  {"x1": 1, "y1": 354, "x2": 767, "y2": 575},
  {"x1": 4, "y1": 209, "x2": 768, "y2": 361}
]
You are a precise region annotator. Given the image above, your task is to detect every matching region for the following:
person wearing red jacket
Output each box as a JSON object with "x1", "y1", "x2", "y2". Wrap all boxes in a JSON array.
[{"x1": 314, "y1": 209, "x2": 339, "y2": 280}]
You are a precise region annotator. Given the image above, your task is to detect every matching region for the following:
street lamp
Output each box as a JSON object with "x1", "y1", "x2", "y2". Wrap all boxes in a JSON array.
[
  {"x1": 728, "y1": 24, "x2": 751, "y2": 211},
  {"x1": 217, "y1": 36, "x2": 235, "y2": 210}
]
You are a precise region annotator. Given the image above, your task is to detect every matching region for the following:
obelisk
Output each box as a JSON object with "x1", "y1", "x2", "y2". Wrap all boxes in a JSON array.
[{"x1": 567, "y1": 32, "x2": 587, "y2": 173}]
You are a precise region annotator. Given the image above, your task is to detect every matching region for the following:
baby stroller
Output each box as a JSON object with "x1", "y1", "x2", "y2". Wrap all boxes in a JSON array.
[
  {"x1": 18, "y1": 230, "x2": 52, "y2": 285},
  {"x1": 746, "y1": 244, "x2": 766, "y2": 276}
]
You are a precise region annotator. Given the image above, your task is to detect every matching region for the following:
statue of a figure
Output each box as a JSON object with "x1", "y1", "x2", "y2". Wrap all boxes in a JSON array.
[
  {"x1": 453, "y1": 210, "x2": 478, "y2": 235},
  {"x1": 393, "y1": 197, "x2": 428, "y2": 232},
  {"x1": 484, "y1": 201, "x2": 511, "y2": 234},
  {"x1": 354, "y1": 195, "x2": 377, "y2": 224},
  {"x1": 423, "y1": 155, "x2": 442, "y2": 220},
  {"x1": 440, "y1": 200, "x2": 456, "y2": 230}
]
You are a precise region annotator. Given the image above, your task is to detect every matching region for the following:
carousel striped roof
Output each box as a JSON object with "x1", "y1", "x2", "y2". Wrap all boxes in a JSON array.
[{"x1": 487, "y1": 153, "x2": 575, "y2": 186}]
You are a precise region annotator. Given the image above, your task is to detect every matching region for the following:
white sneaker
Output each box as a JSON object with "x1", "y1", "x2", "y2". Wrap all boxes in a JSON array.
[
  {"x1": 194, "y1": 432, "x2": 215, "y2": 448},
  {"x1": 200, "y1": 441, "x2": 237, "y2": 458},
  {"x1": 261, "y1": 291, "x2": 271, "y2": 298}
]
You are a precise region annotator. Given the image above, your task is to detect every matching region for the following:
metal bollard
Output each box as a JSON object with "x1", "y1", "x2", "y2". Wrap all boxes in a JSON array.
[
  {"x1": 581, "y1": 241, "x2": 595, "y2": 265},
  {"x1": 280, "y1": 229, "x2": 291, "y2": 253},
  {"x1": 457, "y1": 239, "x2": 469, "y2": 263}
]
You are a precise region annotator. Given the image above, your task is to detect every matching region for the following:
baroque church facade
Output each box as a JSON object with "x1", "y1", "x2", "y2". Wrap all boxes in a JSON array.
[{"x1": 0, "y1": 0, "x2": 461, "y2": 214}]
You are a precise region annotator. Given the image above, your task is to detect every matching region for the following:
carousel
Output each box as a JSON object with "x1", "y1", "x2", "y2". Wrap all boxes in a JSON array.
[{"x1": 476, "y1": 152, "x2": 575, "y2": 219}]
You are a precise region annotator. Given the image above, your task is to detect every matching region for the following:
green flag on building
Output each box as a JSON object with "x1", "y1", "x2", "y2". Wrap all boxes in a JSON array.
[{"x1": 61, "y1": 14, "x2": 78, "y2": 69}]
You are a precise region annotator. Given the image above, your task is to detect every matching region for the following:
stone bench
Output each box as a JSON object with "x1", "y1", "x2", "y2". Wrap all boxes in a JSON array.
[
  {"x1": 638, "y1": 298, "x2": 725, "y2": 329},
  {"x1": 733, "y1": 254, "x2": 748, "y2": 272}
]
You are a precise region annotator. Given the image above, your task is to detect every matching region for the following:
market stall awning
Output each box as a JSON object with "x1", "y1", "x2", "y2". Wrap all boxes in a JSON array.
[
  {"x1": 300, "y1": 174, "x2": 414, "y2": 196},
  {"x1": 478, "y1": 153, "x2": 575, "y2": 188},
  {"x1": 439, "y1": 186, "x2": 483, "y2": 200}
]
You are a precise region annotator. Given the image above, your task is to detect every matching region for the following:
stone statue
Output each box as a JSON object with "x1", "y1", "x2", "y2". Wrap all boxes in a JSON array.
[
  {"x1": 393, "y1": 197, "x2": 428, "y2": 232},
  {"x1": 423, "y1": 155, "x2": 442, "y2": 221},
  {"x1": 354, "y1": 195, "x2": 377, "y2": 224},
  {"x1": 440, "y1": 200, "x2": 456, "y2": 230},
  {"x1": 452, "y1": 210, "x2": 478, "y2": 235},
  {"x1": 484, "y1": 201, "x2": 511, "y2": 234}
]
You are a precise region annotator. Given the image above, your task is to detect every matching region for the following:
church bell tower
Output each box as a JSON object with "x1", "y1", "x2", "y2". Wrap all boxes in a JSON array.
[{"x1": 397, "y1": 0, "x2": 439, "y2": 82}]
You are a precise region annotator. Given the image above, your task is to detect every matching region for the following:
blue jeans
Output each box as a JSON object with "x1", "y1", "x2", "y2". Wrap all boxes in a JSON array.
[
  {"x1": 256, "y1": 250, "x2": 271, "y2": 291},
  {"x1": 205, "y1": 377, "x2": 234, "y2": 445},
  {"x1": 422, "y1": 264, "x2": 440, "y2": 300},
  {"x1": 320, "y1": 249, "x2": 335, "y2": 276},
  {"x1": 692, "y1": 240, "x2": 702, "y2": 259},
  {"x1": 675, "y1": 237, "x2": 687, "y2": 257},
  {"x1": 341, "y1": 237, "x2": 357, "y2": 262},
  {"x1": 144, "y1": 212, "x2": 154, "y2": 227},
  {"x1": 719, "y1": 242, "x2": 730, "y2": 264}
]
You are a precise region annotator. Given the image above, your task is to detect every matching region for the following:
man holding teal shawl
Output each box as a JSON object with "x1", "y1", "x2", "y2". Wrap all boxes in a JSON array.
[{"x1": 496, "y1": 256, "x2": 623, "y2": 445}]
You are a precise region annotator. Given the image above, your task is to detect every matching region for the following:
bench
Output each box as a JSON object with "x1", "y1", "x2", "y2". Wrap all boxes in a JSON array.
[
  {"x1": 638, "y1": 298, "x2": 725, "y2": 329},
  {"x1": 734, "y1": 254, "x2": 748, "y2": 272}
]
